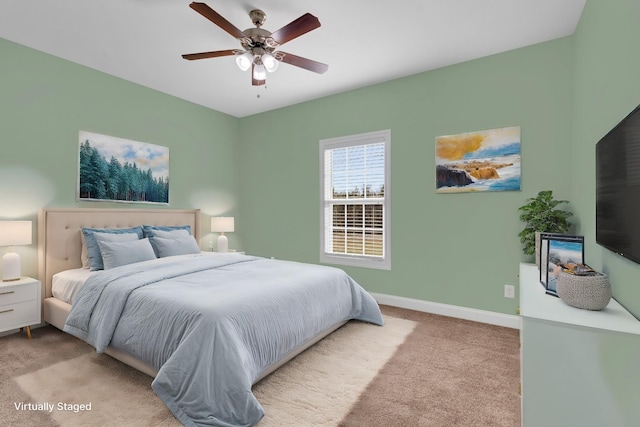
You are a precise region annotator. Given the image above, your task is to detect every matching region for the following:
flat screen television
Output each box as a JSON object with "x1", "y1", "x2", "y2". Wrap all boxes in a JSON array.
[{"x1": 596, "y1": 103, "x2": 640, "y2": 264}]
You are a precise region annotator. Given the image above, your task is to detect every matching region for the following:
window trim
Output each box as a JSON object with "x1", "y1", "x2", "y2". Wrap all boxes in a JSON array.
[{"x1": 319, "y1": 129, "x2": 391, "y2": 270}]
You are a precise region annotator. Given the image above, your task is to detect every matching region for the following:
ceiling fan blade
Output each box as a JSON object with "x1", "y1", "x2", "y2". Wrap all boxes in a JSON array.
[
  {"x1": 269, "y1": 13, "x2": 321, "y2": 45},
  {"x1": 278, "y1": 52, "x2": 328, "y2": 74},
  {"x1": 182, "y1": 49, "x2": 237, "y2": 61},
  {"x1": 189, "y1": 2, "x2": 246, "y2": 39}
]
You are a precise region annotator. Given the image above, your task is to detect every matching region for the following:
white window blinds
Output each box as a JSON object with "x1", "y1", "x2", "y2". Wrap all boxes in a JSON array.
[{"x1": 320, "y1": 130, "x2": 390, "y2": 270}]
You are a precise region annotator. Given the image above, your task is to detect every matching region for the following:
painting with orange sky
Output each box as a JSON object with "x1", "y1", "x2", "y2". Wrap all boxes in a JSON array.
[{"x1": 435, "y1": 126, "x2": 521, "y2": 193}]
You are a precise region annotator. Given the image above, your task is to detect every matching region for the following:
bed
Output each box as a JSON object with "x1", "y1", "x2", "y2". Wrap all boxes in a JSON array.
[{"x1": 38, "y1": 208, "x2": 383, "y2": 427}]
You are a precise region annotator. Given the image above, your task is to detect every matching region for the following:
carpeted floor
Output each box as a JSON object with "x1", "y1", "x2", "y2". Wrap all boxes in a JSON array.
[
  {"x1": 0, "y1": 305, "x2": 520, "y2": 426},
  {"x1": 341, "y1": 306, "x2": 521, "y2": 426}
]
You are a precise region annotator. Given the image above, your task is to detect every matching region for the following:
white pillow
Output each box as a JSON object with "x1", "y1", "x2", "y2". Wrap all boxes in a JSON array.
[
  {"x1": 153, "y1": 235, "x2": 201, "y2": 258},
  {"x1": 97, "y1": 238, "x2": 157, "y2": 269}
]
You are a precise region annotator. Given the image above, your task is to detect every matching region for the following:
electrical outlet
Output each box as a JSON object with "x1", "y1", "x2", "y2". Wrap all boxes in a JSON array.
[{"x1": 504, "y1": 284, "x2": 515, "y2": 299}]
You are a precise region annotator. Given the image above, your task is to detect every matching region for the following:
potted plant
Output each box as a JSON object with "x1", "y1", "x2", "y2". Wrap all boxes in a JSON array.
[{"x1": 518, "y1": 190, "x2": 573, "y2": 263}]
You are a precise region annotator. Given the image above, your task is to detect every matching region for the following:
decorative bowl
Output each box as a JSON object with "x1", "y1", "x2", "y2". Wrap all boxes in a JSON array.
[{"x1": 556, "y1": 271, "x2": 612, "y2": 311}]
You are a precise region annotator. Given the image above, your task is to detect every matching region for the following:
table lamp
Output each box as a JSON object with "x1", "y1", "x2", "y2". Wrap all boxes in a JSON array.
[
  {"x1": 210, "y1": 217, "x2": 234, "y2": 253},
  {"x1": 0, "y1": 220, "x2": 32, "y2": 281}
]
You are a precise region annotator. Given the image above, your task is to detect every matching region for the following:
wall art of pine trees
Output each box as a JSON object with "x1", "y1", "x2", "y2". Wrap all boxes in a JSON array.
[{"x1": 78, "y1": 131, "x2": 169, "y2": 204}]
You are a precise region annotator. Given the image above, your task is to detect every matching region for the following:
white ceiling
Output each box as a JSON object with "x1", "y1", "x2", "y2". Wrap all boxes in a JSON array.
[{"x1": 0, "y1": 0, "x2": 586, "y2": 118}]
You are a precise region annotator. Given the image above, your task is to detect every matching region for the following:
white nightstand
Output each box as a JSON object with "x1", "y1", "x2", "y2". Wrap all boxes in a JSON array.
[{"x1": 0, "y1": 277, "x2": 41, "y2": 339}]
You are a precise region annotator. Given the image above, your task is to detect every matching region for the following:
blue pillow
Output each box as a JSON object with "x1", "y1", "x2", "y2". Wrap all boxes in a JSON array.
[
  {"x1": 97, "y1": 238, "x2": 157, "y2": 270},
  {"x1": 143, "y1": 225, "x2": 192, "y2": 256},
  {"x1": 153, "y1": 235, "x2": 201, "y2": 258},
  {"x1": 82, "y1": 227, "x2": 144, "y2": 271}
]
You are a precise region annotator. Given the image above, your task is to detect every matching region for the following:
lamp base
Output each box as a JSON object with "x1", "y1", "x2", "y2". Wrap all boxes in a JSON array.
[
  {"x1": 2, "y1": 251, "x2": 21, "y2": 282},
  {"x1": 217, "y1": 234, "x2": 229, "y2": 253}
]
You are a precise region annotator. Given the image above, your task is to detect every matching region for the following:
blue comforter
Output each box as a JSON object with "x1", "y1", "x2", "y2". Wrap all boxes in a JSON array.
[{"x1": 64, "y1": 253, "x2": 383, "y2": 427}]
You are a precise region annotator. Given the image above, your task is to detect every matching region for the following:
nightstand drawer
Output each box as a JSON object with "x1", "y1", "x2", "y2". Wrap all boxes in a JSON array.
[
  {"x1": 0, "y1": 282, "x2": 38, "y2": 306},
  {"x1": 0, "y1": 300, "x2": 39, "y2": 330}
]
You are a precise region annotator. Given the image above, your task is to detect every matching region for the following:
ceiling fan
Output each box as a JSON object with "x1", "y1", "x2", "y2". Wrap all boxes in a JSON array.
[{"x1": 182, "y1": 2, "x2": 328, "y2": 86}]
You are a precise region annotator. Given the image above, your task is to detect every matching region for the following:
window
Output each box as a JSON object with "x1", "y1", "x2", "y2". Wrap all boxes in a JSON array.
[{"x1": 319, "y1": 130, "x2": 391, "y2": 270}]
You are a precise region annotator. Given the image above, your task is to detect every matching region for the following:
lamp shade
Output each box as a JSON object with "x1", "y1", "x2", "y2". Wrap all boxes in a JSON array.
[
  {"x1": 235, "y1": 52, "x2": 253, "y2": 71},
  {"x1": 262, "y1": 53, "x2": 279, "y2": 73},
  {"x1": 252, "y1": 62, "x2": 266, "y2": 81},
  {"x1": 0, "y1": 221, "x2": 32, "y2": 246},
  {"x1": 210, "y1": 217, "x2": 234, "y2": 233}
]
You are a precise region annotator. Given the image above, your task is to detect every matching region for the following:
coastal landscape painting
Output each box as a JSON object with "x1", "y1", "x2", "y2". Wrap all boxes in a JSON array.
[
  {"x1": 435, "y1": 126, "x2": 521, "y2": 193},
  {"x1": 77, "y1": 131, "x2": 170, "y2": 204}
]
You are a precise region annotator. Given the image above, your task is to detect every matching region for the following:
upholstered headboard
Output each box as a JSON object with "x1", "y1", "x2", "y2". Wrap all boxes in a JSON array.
[{"x1": 38, "y1": 208, "x2": 200, "y2": 298}]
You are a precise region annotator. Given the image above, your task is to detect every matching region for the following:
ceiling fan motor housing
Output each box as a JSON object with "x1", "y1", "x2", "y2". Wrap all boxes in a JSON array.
[
  {"x1": 249, "y1": 9, "x2": 266, "y2": 27},
  {"x1": 241, "y1": 27, "x2": 277, "y2": 52}
]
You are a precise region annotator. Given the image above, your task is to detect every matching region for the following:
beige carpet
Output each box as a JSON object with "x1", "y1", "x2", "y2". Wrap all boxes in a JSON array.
[
  {"x1": 5, "y1": 315, "x2": 416, "y2": 427},
  {"x1": 341, "y1": 305, "x2": 521, "y2": 427},
  {"x1": 1, "y1": 306, "x2": 520, "y2": 426}
]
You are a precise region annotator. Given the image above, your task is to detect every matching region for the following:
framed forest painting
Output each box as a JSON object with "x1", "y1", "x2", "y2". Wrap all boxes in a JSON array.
[{"x1": 77, "y1": 131, "x2": 170, "y2": 204}]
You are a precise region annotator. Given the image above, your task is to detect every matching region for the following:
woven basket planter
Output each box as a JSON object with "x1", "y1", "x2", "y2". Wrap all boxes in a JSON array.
[{"x1": 556, "y1": 271, "x2": 612, "y2": 311}]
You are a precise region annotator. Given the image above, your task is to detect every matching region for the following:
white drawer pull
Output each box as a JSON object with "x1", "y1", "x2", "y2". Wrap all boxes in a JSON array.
[
  {"x1": 0, "y1": 291, "x2": 15, "y2": 296},
  {"x1": 0, "y1": 308, "x2": 14, "y2": 314}
]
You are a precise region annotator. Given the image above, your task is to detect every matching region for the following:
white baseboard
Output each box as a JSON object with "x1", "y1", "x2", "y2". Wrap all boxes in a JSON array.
[{"x1": 372, "y1": 293, "x2": 521, "y2": 330}]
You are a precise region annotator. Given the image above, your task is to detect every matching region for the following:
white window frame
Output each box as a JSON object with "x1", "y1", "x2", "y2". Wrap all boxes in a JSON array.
[{"x1": 319, "y1": 129, "x2": 391, "y2": 270}]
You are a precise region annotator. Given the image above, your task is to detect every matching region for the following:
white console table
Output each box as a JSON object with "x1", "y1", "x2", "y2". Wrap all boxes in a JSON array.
[{"x1": 519, "y1": 263, "x2": 640, "y2": 427}]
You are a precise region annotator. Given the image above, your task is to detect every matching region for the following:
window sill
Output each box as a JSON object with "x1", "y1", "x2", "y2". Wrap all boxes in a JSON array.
[{"x1": 320, "y1": 253, "x2": 390, "y2": 271}]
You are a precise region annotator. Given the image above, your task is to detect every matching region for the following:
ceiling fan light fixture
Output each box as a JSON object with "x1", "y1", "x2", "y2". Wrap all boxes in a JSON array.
[
  {"x1": 183, "y1": 4, "x2": 326, "y2": 86},
  {"x1": 262, "y1": 53, "x2": 279, "y2": 73},
  {"x1": 253, "y1": 61, "x2": 267, "y2": 81},
  {"x1": 235, "y1": 51, "x2": 253, "y2": 71}
]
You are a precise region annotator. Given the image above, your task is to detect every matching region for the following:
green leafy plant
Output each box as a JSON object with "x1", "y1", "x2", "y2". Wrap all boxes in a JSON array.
[{"x1": 518, "y1": 190, "x2": 573, "y2": 256}]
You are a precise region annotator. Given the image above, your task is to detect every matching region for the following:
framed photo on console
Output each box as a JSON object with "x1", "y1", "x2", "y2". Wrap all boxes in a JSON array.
[
  {"x1": 538, "y1": 232, "x2": 567, "y2": 285},
  {"x1": 540, "y1": 234, "x2": 584, "y2": 297}
]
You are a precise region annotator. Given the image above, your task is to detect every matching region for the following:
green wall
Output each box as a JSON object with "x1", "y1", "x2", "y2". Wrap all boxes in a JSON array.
[
  {"x1": 571, "y1": 0, "x2": 640, "y2": 318},
  {"x1": 0, "y1": 38, "x2": 242, "y2": 279},
  {"x1": 238, "y1": 37, "x2": 575, "y2": 315},
  {"x1": 5, "y1": 0, "x2": 639, "y2": 319}
]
